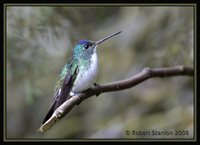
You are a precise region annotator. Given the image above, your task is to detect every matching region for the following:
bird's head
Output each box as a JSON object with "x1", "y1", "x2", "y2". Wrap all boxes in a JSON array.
[{"x1": 73, "y1": 31, "x2": 122, "y2": 59}]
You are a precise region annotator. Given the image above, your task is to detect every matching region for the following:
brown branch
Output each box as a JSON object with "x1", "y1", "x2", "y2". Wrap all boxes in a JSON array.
[{"x1": 38, "y1": 65, "x2": 193, "y2": 132}]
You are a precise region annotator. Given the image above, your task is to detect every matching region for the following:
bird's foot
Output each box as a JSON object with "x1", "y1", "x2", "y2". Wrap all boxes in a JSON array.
[
  {"x1": 74, "y1": 93, "x2": 83, "y2": 105},
  {"x1": 94, "y1": 82, "x2": 101, "y2": 87},
  {"x1": 70, "y1": 92, "x2": 83, "y2": 105},
  {"x1": 93, "y1": 82, "x2": 101, "y2": 97},
  {"x1": 81, "y1": 83, "x2": 101, "y2": 97}
]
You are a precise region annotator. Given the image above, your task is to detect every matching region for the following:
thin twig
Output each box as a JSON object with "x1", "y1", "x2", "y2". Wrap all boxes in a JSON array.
[{"x1": 38, "y1": 65, "x2": 193, "y2": 132}]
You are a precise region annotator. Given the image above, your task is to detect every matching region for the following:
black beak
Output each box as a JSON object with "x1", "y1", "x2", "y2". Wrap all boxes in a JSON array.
[{"x1": 95, "y1": 31, "x2": 122, "y2": 45}]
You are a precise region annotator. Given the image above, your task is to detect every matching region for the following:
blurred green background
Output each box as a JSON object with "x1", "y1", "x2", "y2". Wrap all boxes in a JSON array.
[{"x1": 6, "y1": 6, "x2": 194, "y2": 139}]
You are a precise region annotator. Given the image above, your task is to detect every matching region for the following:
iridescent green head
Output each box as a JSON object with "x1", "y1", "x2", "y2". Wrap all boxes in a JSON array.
[
  {"x1": 73, "y1": 31, "x2": 122, "y2": 60},
  {"x1": 73, "y1": 40, "x2": 96, "y2": 60}
]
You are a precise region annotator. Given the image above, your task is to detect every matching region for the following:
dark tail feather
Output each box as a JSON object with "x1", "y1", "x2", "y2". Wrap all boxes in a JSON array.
[
  {"x1": 42, "y1": 72, "x2": 76, "y2": 124},
  {"x1": 42, "y1": 102, "x2": 56, "y2": 124},
  {"x1": 42, "y1": 86, "x2": 70, "y2": 124}
]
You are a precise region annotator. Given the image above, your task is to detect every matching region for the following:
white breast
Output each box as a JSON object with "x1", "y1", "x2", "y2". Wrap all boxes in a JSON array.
[{"x1": 71, "y1": 53, "x2": 98, "y2": 94}]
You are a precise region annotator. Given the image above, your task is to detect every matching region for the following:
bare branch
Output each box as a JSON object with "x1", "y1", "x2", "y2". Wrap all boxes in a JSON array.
[{"x1": 38, "y1": 66, "x2": 193, "y2": 132}]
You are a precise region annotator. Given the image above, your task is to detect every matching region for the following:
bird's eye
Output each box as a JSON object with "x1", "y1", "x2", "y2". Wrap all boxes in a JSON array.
[{"x1": 84, "y1": 45, "x2": 89, "y2": 49}]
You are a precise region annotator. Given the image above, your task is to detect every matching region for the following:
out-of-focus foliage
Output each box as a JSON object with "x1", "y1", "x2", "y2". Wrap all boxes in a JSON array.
[{"x1": 6, "y1": 6, "x2": 194, "y2": 139}]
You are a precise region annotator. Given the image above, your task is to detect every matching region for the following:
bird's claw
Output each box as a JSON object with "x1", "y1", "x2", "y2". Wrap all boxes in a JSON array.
[
  {"x1": 94, "y1": 83, "x2": 101, "y2": 97},
  {"x1": 94, "y1": 82, "x2": 101, "y2": 87}
]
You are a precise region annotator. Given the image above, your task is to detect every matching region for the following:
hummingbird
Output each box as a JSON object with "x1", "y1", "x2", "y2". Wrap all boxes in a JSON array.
[{"x1": 42, "y1": 31, "x2": 122, "y2": 124}]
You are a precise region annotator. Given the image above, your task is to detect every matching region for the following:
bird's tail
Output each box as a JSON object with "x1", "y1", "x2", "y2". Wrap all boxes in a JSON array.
[{"x1": 42, "y1": 101, "x2": 56, "y2": 124}]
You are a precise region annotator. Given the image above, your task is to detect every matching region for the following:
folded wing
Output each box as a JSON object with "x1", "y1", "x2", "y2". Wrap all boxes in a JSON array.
[{"x1": 42, "y1": 59, "x2": 78, "y2": 124}]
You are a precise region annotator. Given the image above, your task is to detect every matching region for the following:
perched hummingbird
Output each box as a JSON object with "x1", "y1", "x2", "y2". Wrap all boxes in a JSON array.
[{"x1": 42, "y1": 31, "x2": 122, "y2": 124}]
